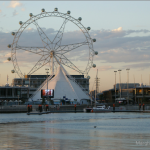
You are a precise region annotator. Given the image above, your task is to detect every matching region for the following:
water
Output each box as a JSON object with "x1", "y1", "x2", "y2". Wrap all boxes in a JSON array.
[{"x1": 0, "y1": 112, "x2": 150, "y2": 150}]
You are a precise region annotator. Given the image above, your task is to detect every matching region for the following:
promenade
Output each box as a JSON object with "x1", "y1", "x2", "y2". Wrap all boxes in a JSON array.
[{"x1": 0, "y1": 104, "x2": 150, "y2": 113}]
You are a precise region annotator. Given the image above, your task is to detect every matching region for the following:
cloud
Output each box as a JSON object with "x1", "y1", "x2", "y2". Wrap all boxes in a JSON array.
[
  {"x1": 3, "y1": 60, "x2": 9, "y2": 63},
  {"x1": 1, "y1": 52, "x2": 13, "y2": 63},
  {"x1": 123, "y1": 63, "x2": 150, "y2": 71},
  {"x1": 0, "y1": 9, "x2": 2, "y2": 13},
  {"x1": 112, "y1": 27, "x2": 123, "y2": 32},
  {"x1": 26, "y1": 28, "x2": 34, "y2": 31},
  {"x1": 0, "y1": 14, "x2": 6, "y2": 19},
  {"x1": 96, "y1": 65, "x2": 114, "y2": 71},
  {"x1": 21, "y1": 8, "x2": 25, "y2": 11},
  {"x1": 8, "y1": 1, "x2": 22, "y2": 8},
  {"x1": 12, "y1": 10, "x2": 18, "y2": 16},
  {"x1": 1, "y1": 27, "x2": 150, "y2": 71}
]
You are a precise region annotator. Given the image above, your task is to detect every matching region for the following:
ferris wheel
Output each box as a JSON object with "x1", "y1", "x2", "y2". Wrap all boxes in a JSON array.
[{"x1": 7, "y1": 8, "x2": 98, "y2": 78}]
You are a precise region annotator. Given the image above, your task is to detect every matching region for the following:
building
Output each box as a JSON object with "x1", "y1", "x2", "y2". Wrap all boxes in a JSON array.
[
  {"x1": 13, "y1": 75, "x2": 51, "y2": 88},
  {"x1": 0, "y1": 73, "x2": 89, "y2": 102},
  {"x1": 0, "y1": 85, "x2": 36, "y2": 101},
  {"x1": 135, "y1": 86, "x2": 150, "y2": 104},
  {"x1": 114, "y1": 83, "x2": 140, "y2": 89},
  {"x1": 101, "y1": 83, "x2": 150, "y2": 104},
  {"x1": 13, "y1": 75, "x2": 89, "y2": 92},
  {"x1": 29, "y1": 65, "x2": 90, "y2": 104}
]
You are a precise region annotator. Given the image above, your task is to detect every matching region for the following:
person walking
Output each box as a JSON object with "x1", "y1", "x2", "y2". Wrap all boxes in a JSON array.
[
  {"x1": 139, "y1": 103, "x2": 141, "y2": 110},
  {"x1": 27, "y1": 104, "x2": 30, "y2": 113},
  {"x1": 143, "y1": 103, "x2": 145, "y2": 111},
  {"x1": 113, "y1": 103, "x2": 115, "y2": 111},
  {"x1": 74, "y1": 104, "x2": 76, "y2": 113}
]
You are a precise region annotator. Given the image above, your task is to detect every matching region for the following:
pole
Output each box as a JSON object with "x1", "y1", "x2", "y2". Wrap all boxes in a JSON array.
[
  {"x1": 47, "y1": 72, "x2": 49, "y2": 103},
  {"x1": 95, "y1": 69, "x2": 98, "y2": 107},
  {"x1": 133, "y1": 75, "x2": 136, "y2": 103},
  {"x1": 45, "y1": 68, "x2": 49, "y2": 104},
  {"x1": 91, "y1": 91, "x2": 92, "y2": 106},
  {"x1": 29, "y1": 77, "x2": 30, "y2": 87},
  {"x1": 95, "y1": 89, "x2": 96, "y2": 107},
  {"x1": 149, "y1": 74, "x2": 150, "y2": 86},
  {"x1": 114, "y1": 71, "x2": 117, "y2": 101},
  {"x1": 128, "y1": 69, "x2": 130, "y2": 104},
  {"x1": 126, "y1": 68, "x2": 130, "y2": 104},
  {"x1": 118, "y1": 70, "x2": 122, "y2": 100},
  {"x1": 7, "y1": 75, "x2": 8, "y2": 85}
]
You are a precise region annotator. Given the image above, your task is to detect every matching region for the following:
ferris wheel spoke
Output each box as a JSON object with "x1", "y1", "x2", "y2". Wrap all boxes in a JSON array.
[
  {"x1": 16, "y1": 45, "x2": 48, "y2": 55},
  {"x1": 28, "y1": 55, "x2": 50, "y2": 75},
  {"x1": 53, "y1": 18, "x2": 68, "y2": 50},
  {"x1": 55, "y1": 41, "x2": 89, "y2": 55},
  {"x1": 32, "y1": 20, "x2": 53, "y2": 50},
  {"x1": 55, "y1": 54, "x2": 84, "y2": 74}
]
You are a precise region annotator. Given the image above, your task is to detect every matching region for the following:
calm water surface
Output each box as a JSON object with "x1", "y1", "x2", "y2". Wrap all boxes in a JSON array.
[{"x1": 0, "y1": 112, "x2": 150, "y2": 150}]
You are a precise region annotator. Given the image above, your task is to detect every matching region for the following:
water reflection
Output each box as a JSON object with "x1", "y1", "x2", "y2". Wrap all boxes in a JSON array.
[{"x1": 0, "y1": 113, "x2": 150, "y2": 149}]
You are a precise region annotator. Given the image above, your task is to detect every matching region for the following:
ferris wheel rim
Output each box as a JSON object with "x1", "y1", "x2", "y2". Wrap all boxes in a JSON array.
[{"x1": 11, "y1": 10, "x2": 95, "y2": 78}]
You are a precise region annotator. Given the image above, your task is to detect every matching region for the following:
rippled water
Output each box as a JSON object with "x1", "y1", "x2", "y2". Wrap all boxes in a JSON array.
[{"x1": 0, "y1": 112, "x2": 150, "y2": 150}]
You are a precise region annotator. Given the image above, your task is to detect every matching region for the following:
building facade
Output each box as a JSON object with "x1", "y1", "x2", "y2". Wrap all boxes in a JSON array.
[
  {"x1": 114, "y1": 83, "x2": 140, "y2": 89},
  {"x1": 0, "y1": 74, "x2": 89, "y2": 101},
  {"x1": 102, "y1": 84, "x2": 150, "y2": 104},
  {"x1": 13, "y1": 75, "x2": 89, "y2": 92},
  {"x1": 0, "y1": 86, "x2": 36, "y2": 101}
]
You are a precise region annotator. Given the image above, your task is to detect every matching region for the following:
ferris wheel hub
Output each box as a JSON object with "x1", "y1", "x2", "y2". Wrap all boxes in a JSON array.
[{"x1": 50, "y1": 51, "x2": 54, "y2": 58}]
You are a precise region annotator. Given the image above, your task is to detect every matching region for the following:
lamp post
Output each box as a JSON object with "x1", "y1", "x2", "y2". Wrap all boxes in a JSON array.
[
  {"x1": 118, "y1": 69, "x2": 122, "y2": 100},
  {"x1": 114, "y1": 71, "x2": 117, "y2": 101},
  {"x1": 45, "y1": 68, "x2": 49, "y2": 104},
  {"x1": 126, "y1": 68, "x2": 130, "y2": 105}
]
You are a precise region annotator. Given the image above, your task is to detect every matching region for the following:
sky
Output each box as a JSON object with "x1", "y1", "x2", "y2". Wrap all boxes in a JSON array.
[{"x1": 0, "y1": 1, "x2": 150, "y2": 92}]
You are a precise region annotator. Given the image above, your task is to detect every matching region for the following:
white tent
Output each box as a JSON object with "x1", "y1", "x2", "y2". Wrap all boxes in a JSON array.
[{"x1": 29, "y1": 65, "x2": 90, "y2": 102}]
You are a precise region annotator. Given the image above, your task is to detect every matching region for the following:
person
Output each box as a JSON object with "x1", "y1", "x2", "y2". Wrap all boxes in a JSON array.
[
  {"x1": 45, "y1": 104, "x2": 49, "y2": 111},
  {"x1": 27, "y1": 104, "x2": 30, "y2": 113},
  {"x1": 39, "y1": 105, "x2": 42, "y2": 112},
  {"x1": 30, "y1": 105, "x2": 32, "y2": 112},
  {"x1": 113, "y1": 103, "x2": 115, "y2": 111},
  {"x1": 74, "y1": 104, "x2": 76, "y2": 112},
  {"x1": 139, "y1": 103, "x2": 141, "y2": 110},
  {"x1": 143, "y1": 103, "x2": 145, "y2": 111}
]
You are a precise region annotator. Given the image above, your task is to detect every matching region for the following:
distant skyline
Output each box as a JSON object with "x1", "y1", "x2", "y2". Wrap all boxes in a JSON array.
[{"x1": 0, "y1": 1, "x2": 150, "y2": 91}]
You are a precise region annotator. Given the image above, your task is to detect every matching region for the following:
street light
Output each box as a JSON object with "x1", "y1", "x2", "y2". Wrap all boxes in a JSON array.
[
  {"x1": 118, "y1": 69, "x2": 122, "y2": 100},
  {"x1": 114, "y1": 71, "x2": 117, "y2": 101},
  {"x1": 126, "y1": 68, "x2": 130, "y2": 105},
  {"x1": 45, "y1": 68, "x2": 49, "y2": 104}
]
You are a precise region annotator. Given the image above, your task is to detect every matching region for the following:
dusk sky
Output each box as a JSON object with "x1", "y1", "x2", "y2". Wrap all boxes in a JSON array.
[{"x1": 0, "y1": 1, "x2": 150, "y2": 91}]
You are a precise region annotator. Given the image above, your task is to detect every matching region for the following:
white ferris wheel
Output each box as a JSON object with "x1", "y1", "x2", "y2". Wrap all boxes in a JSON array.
[{"x1": 7, "y1": 8, "x2": 98, "y2": 79}]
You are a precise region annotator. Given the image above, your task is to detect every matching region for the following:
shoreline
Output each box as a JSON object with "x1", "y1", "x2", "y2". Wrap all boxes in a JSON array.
[{"x1": 0, "y1": 104, "x2": 150, "y2": 113}]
